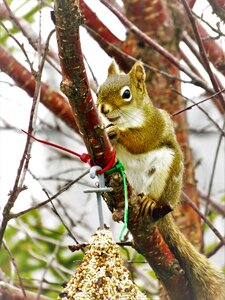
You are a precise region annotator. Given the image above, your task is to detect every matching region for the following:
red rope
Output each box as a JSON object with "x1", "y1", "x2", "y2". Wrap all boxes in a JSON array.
[
  {"x1": 96, "y1": 148, "x2": 116, "y2": 174},
  {"x1": 21, "y1": 129, "x2": 116, "y2": 172},
  {"x1": 21, "y1": 129, "x2": 91, "y2": 163}
]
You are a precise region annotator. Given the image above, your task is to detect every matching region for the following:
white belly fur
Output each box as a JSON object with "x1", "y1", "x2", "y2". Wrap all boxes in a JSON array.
[{"x1": 116, "y1": 145, "x2": 175, "y2": 200}]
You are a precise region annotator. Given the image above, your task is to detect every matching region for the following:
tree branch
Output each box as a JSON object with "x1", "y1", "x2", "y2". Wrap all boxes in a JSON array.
[
  {"x1": 0, "y1": 281, "x2": 51, "y2": 300},
  {"x1": 181, "y1": 0, "x2": 225, "y2": 110},
  {"x1": 54, "y1": 0, "x2": 114, "y2": 168},
  {"x1": 0, "y1": 45, "x2": 77, "y2": 131},
  {"x1": 99, "y1": 0, "x2": 222, "y2": 98},
  {"x1": 207, "y1": 0, "x2": 225, "y2": 23}
]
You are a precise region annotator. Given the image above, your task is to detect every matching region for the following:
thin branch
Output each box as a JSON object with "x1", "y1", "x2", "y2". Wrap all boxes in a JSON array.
[
  {"x1": 3, "y1": 240, "x2": 27, "y2": 299},
  {"x1": 180, "y1": 49, "x2": 205, "y2": 80},
  {"x1": 99, "y1": 0, "x2": 222, "y2": 97},
  {"x1": 187, "y1": 0, "x2": 197, "y2": 8},
  {"x1": 9, "y1": 170, "x2": 89, "y2": 219},
  {"x1": 0, "y1": 18, "x2": 55, "y2": 248},
  {"x1": 0, "y1": 21, "x2": 34, "y2": 72},
  {"x1": 0, "y1": 281, "x2": 51, "y2": 300},
  {"x1": 180, "y1": 0, "x2": 225, "y2": 110},
  {"x1": 206, "y1": 121, "x2": 225, "y2": 214},
  {"x1": 85, "y1": 25, "x2": 191, "y2": 84},
  {"x1": 172, "y1": 88, "x2": 225, "y2": 117},
  {"x1": 182, "y1": 192, "x2": 225, "y2": 245},
  {"x1": 28, "y1": 250, "x2": 73, "y2": 276},
  {"x1": 36, "y1": 237, "x2": 62, "y2": 300},
  {"x1": 172, "y1": 89, "x2": 225, "y2": 136},
  {"x1": 48, "y1": 195, "x2": 82, "y2": 248},
  {"x1": 2, "y1": 0, "x2": 61, "y2": 73},
  {"x1": 0, "y1": 45, "x2": 77, "y2": 131},
  {"x1": 183, "y1": 29, "x2": 225, "y2": 80},
  {"x1": 193, "y1": 11, "x2": 225, "y2": 37},
  {"x1": 200, "y1": 192, "x2": 225, "y2": 217},
  {"x1": 80, "y1": 0, "x2": 123, "y2": 45},
  {"x1": 206, "y1": 240, "x2": 225, "y2": 258}
]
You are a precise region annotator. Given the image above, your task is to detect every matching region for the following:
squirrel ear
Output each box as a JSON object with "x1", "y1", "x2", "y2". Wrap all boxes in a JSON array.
[
  {"x1": 108, "y1": 59, "x2": 121, "y2": 77},
  {"x1": 129, "y1": 61, "x2": 146, "y2": 83}
]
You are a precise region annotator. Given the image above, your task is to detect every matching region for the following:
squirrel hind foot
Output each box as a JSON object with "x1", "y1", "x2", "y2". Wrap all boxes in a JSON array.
[
  {"x1": 139, "y1": 194, "x2": 156, "y2": 217},
  {"x1": 139, "y1": 194, "x2": 173, "y2": 221}
]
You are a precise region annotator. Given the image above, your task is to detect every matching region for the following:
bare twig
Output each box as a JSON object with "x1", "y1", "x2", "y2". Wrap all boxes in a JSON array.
[
  {"x1": 180, "y1": 0, "x2": 225, "y2": 110},
  {"x1": 36, "y1": 237, "x2": 62, "y2": 299},
  {"x1": 193, "y1": 11, "x2": 225, "y2": 38},
  {"x1": 49, "y1": 195, "x2": 82, "y2": 248},
  {"x1": 180, "y1": 49, "x2": 205, "y2": 80},
  {"x1": 2, "y1": 0, "x2": 61, "y2": 73},
  {"x1": 0, "y1": 20, "x2": 55, "y2": 249},
  {"x1": 3, "y1": 240, "x2": 27, "y2": 299},
  {"x1": 0, "y1": 281, "x2": 51, "y2": 300},
  {"x1": 172, "y1": 88, "x2": 225, "y2": 117},
  {"x1": 172, "y1": 89, "x2": 225, "y2": 136},
  {"x1": 182, "y1": 192, "x2": 225, "y2": 246},
  {"x1": 99, "y1": 0, "x2": 222, "y2": 96},
  {"x1": 0, "y1": 240, "x2": 27, "y2": 299},
  {"x1": 28, "y1": 250, "x2": 73, "y2": 276},
  {"x1": 0, "y1": 21, "x2": 34, "y2": 72},
  {"x1": 200, "y1": 192, "x2": 225, "y2": 217},
  {"x1": 206, "y1": 121, "x2": 225, "y2": 214},
  {"x1": 206, "y1": 240, "x2": 225, "y2": 258},
  {"x1": 9, "y1": 170, "x2": 89, "y2": 219},
  {"x1": 0, "y1": 45, "x2": 77, "y2": 131},
  {"x1": 207, "y1": 0, "x2": 225, "y2": 23},
  {"x1": 86, "y1": 25, "x2": 192, "y2": 84}
]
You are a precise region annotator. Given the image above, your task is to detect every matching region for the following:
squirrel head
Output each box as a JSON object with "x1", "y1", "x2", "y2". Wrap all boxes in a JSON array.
[{"x1": 97, "y1": 60, "x2": 150, "y2": 128}]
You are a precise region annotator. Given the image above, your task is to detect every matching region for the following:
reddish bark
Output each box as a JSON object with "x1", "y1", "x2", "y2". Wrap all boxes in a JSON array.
[
  {"x1": 0, "y1": 45, "x2": 77, "y2": 131},
  {"x1": 187, "y1": 0, "x2": 196, "y2": 7},
  {"x1": 80, "y1": 0, "x2": 130, "y2": 70},
  {"x1": 181, "y1": 0, "x2": 225, "y2": 111},
  {"x1": 192, "y1": 23, "x2": 225, "y2": 76},
  {"x1": 207, "y1": 0, "x2": 225, "y2": 21},
  {"x1": 54, "y1": 0, "x2": 114, "y2": 168},
  {"x1": 186, "y1": 0, "x2": 225, "y2": 79},
  {"x1": 80, "y1": 0, "x2": 122, "y2": 45}
]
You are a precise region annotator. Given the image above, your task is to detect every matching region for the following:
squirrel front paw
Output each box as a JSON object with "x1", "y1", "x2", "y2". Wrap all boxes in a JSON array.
[{"x1": 106, "y1": 124, "x2": 120, "y2": 141}]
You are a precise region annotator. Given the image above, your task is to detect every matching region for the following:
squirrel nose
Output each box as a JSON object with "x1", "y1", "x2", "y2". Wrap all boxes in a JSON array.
[{"x1": 100, "y1": 104, "x2": 111, "y2": 115}]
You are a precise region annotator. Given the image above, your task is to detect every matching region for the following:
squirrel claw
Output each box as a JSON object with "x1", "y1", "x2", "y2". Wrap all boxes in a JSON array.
[
  {"x1": 106, "y1": 124, "x2": 120, "y2": 141},
  {"x1": 139, "y1": 195, "x2": 156, "y2": 217}
]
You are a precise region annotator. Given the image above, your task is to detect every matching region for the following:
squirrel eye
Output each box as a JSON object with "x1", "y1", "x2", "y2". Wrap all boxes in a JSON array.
[{"x1": 121, "y1": 86, "x2": 132, "y2": 102}]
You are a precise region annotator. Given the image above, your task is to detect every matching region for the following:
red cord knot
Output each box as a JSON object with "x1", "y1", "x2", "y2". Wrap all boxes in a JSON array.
[
  {"x1": 80, "y1": 153, "x2": 91, "y2": 164},
  {"x1": 96, "y1": 148, "x2": 117, "y2": 174}
]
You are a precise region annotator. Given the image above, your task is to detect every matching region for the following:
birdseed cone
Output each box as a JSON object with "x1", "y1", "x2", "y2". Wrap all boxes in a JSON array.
[{"x1": 58, "y1": 229, "x2": 147, "y2": 299}]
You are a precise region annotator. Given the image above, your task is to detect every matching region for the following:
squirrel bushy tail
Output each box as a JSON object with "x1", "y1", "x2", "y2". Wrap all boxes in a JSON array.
[{"x1": 157, "y1": 214, "x2": 225, "y2": 300}]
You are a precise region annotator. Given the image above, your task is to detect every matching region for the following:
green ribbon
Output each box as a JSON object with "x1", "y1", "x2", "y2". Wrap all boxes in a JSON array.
[{"x1": 105, "y1": 159, "x2": 128, "y2": 240}]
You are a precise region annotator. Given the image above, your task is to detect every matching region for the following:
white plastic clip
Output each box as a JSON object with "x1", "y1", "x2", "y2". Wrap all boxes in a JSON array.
[{"x1": 84, "y1": 166, "x2": 113, "y2": 229}]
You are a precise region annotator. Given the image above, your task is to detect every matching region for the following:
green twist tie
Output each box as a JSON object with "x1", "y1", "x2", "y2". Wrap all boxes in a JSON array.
[{"x1": 105, "y1": 159, "x2": 128, "y2": 240}]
